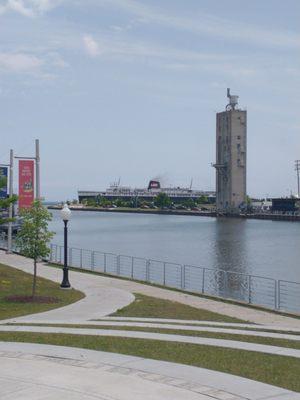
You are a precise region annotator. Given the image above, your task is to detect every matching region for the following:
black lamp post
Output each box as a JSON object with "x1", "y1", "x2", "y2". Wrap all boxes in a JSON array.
[{"x1": 60, "y1": 203, "x2": 71, "y2": 289}]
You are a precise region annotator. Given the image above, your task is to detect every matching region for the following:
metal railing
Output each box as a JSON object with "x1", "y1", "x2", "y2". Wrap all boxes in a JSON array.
[
  {"x1": 47, "y1": 243, "x2": 300, "y2": 315},
  {"x1": 0, "y1": 236, "x2": 298, "y2": 315}
]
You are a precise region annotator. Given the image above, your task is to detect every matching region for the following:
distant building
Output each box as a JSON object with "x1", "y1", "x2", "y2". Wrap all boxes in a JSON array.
[
  {"x1": 272, "y1": 198, "x2": 298, "y2": 213},
  {"x1": 213, "y1": 89, "x2": 247, "y2": 213}
]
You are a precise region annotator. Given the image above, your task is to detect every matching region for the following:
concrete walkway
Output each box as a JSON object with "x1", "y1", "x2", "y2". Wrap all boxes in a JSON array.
[
  {"x1": 1, "y1": 324, "x2": 300, "y2": 358},
  {"x1": 1, "y1": 252, "x2": 300, "y2": 399},
  {"x1": 1, "y1": 342, "x2": 299, "y2": 400},
  {"x1": 4, "y1": 319, "x2": 300, "y2": 340},
  {"x1": 0, "y1": 251, "x2": 134, "y2": 322},
  {"x1": 1, "y1": 250, "x2": 300, "y2": 328}
]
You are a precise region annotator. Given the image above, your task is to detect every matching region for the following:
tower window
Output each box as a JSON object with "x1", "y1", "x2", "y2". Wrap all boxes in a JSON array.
[{"x1": 237, "y1": 135, "x2": 241, "y2": 140}]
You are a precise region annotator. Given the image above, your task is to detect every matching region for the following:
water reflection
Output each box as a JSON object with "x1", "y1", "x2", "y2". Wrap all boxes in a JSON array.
[
  {"x1": 213, "y1": 218, "x2": 248, "y2": 272},
  {"x1": 212, "y1": 218, "x2": 249, "y2": 301}
]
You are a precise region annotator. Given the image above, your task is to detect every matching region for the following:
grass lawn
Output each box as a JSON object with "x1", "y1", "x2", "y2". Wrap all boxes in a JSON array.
[
  {"x1": 48, "y1": 263, "x2": 300, "y2": 321},
  {"x1": 0, "y1": 263, "x2": 84, "y2": 320},
  {"x1": 0, "y1": 332, "x2": 299, "y2": 392},
  {"x1": 10, "y1": 323, "x2": 300, "y2": 350},
  {"x1": 112, "y1": 293, "x2": 247, "y2": 323}
]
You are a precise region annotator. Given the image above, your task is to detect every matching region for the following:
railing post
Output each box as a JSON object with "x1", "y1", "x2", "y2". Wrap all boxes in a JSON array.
[
  {"x1": 104, "y1": 253, "x2": 107, "y2": 273},
  {"x1": 278, "y1": 280, "x2": 281, "y2": 310},
  {"x1": 202, "y1": 268, "x2": 205, "y2": 293},
  {"x1": 91, "y1": 251, "x2": 95, "y2": 271},
  {"x1": 248, "y1": 275, "x2": 252, "y2": 304},
  {"x1": 163, "y1": 262, "x2": 166, "y2": 286},
  {"x1": 274, "y1": 280, "x2": 278, "y2": 310},
  {"x1": 131, "y1": 257, "x2": 134, "y2": 279},
  {"x1": 181, "y1": 265, "x2": 185, "y2": 289},
  {"x1": 117, "y1": 255, "x2": 121, "y2": 275},
  {"x1": 49, "y1": 244, "x2": 53, "y2": 262},
  {"x1": 80, "y1": 249, "x2": 83, "y2": 268},
  {"x1": 69, "y1": 247, "x2": 72, "y2": 267},
  {"x1": 146, "y1": 259, "x2": 150, "y2": 282}
]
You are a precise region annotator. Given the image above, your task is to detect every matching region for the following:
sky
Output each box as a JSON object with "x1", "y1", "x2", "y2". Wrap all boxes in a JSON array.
[{"x1": 0, "y1": 0, "x2": 299, "y2": 201}]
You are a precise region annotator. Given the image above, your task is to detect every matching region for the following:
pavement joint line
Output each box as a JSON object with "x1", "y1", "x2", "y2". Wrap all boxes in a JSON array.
[
  {"x1": 0, "y1": 350, "x2": 247, "y2": 400},
  {"x1": 1, "y1": 325, "x2": 300, "y2": 359},
  {"x1": 3, "y1": 321, "x2": 300, "y2": 341}
]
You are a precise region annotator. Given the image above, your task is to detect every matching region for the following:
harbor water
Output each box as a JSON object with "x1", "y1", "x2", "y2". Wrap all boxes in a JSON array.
[{"x1": 49, "y1": 210, "x2": 300, "y2": 283}]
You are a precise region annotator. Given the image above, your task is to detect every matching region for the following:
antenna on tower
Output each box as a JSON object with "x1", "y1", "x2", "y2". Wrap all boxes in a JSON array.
[{"x1": 226, "y1": 88, "x2": 239, "y2": 111}]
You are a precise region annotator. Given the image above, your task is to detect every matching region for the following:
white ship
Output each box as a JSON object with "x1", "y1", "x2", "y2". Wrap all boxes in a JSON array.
[{"x1": 78, "y1": 180, "x2": 215, "y2": 203}]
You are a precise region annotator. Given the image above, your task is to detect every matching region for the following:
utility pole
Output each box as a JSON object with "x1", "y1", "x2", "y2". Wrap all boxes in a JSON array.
[
  {"x1": 7, "y1": 149, "x2": 14, "y2": 253},
  {"x1": 295, "y1": 160, "x2": 300, "y2": 198}
]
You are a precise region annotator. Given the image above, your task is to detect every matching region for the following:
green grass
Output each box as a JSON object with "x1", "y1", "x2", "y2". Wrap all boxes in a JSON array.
[
  {"x1": 96, "y1": 318, "x2": 300, "y2": 334},
  {"x1": 0, "y1": 263, "x2": 85, "y2": 320},
  {"x1": 0, "y1": 332, "x2": 299, "y2": 392},
  {"x1": 7, "y1": 322, "x2": 300, "y2": 349},
  {"x1": 48, "y1": 263, "x2": 300, "y2": 320},
  {"x1": 112, "y1": 293, "x2": 247, "y2": 323}
]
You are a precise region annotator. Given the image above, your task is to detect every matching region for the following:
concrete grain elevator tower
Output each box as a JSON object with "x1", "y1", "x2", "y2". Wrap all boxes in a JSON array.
[{"x1": 213, "y1": 89, "x2": 247, "y2": 213}]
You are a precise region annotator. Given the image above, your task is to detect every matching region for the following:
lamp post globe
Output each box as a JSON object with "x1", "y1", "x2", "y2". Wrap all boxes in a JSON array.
[
  {"x1": 60, "y1": 203, "x2": 71, "y2": 289},
  {"x1": 61, "y1": 203, "x2": 71, "y2": 221}
]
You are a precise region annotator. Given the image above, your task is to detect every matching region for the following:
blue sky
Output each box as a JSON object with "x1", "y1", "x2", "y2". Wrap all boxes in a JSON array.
[{"x1": 0, "y1": 0, "x2": 299, "y2": 200}]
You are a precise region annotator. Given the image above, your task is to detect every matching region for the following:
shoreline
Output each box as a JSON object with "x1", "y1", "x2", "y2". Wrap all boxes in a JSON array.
[{"x1": 47, "y1": 206, "x2": 300, "y2": 222}]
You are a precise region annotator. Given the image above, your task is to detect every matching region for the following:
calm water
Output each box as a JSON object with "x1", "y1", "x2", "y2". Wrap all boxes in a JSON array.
[{"x1": 49, "y1": 210, "x2": 300, "y2": 282}]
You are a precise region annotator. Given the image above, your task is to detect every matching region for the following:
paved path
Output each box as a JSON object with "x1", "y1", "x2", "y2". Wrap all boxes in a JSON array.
[
  {"x1": 1, "y1": 252, "x2": 300, "y2": 399},
  {"x1": 4, "y1": 319, "x2": 300, "y2": 340},
  {"x1": 1, "y1": 250, "x2": 300, "y2": 328},
  {"x1": 1, "y1": 325, "x2": 300, "y2": 358},
  {"x1": 1, "y1": 342, "x2": 299, "y2": 400},
  {"x1": 0, "y1": 251, "x2": 134, "y2": 322}
]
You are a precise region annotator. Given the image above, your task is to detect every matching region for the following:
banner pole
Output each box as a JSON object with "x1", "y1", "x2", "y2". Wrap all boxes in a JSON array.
[
  {"x1": 7, "y1": 149, "x2": 13, "y2": 254},
  {"x1": 35, "y1": 139, "x2": 40, "y2": 200}
]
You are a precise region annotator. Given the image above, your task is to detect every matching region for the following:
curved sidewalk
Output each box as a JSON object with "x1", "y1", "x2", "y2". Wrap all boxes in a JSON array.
[
  {"x1": 0, "y1": 251, "x2": 134, "y2": 322},
  {"x1": 0, "y1": 342, "x2": 299, "y2": 400},
  {"x1": 1, "y1": 250, "x2": 300, "y2": 329}
]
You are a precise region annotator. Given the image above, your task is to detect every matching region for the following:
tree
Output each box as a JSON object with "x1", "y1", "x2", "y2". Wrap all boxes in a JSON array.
[
  {"x1": 0, "y1": 176, "x2": 17, "y2": 225},
  {"x1": 154, "y1": 192, "x2": 172, "y2": 209},
  {"x1": 182, "y1": 198, "x2": 195, "y2": 209},
  {"x1": 196, "y1": 195, "x2": 209, "y2": 205},
  {"x1": 16, "y1": 200, "x2": 54, "y2": 297}
]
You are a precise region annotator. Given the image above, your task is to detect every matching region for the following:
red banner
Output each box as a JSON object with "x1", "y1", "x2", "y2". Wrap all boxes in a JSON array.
[{"x1": 19, "y1": 160, "x2": 34, "y2": 209}]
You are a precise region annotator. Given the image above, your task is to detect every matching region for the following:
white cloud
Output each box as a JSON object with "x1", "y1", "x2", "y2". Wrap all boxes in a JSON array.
[
  {"x1": 83, "y1": 34, "x2": 101, "y2": 57},
  {"x1": 0, "y1": 0, "x2": 63, "y2": 17},
  {"x1": 0, "y1": 52, "x2": 43, "y2": 72},
  {"x1": 95, "y1": 0, "x2": 300, "y2": 50},
  {"x1": 7, "y1": 0, "x2": 34, "y2": 16}
]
